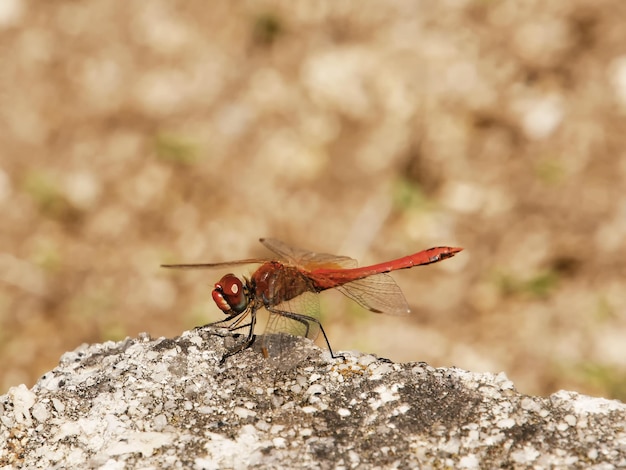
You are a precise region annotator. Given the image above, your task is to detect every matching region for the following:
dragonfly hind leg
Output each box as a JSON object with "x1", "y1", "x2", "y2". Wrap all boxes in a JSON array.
[{"x1": 266, "y1": 308, "x2": 346, "y2": 361}]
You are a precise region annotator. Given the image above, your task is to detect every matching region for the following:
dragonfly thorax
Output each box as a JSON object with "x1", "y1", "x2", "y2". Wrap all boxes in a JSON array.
[{"x1": 212, "y1": 274, "x2": 250, "y2": 315}]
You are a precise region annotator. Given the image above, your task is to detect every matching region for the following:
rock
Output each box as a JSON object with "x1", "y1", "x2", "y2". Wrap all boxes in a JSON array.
[{"x1": 1, "y1": 328, "x2": 625, "y2": 469}]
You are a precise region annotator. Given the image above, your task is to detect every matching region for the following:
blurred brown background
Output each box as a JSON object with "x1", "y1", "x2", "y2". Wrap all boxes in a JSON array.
[{"x1": 1, "y1": 1, "x2": 626, "y2": 399}]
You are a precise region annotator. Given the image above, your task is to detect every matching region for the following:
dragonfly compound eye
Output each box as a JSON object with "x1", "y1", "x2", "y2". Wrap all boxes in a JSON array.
[{"x1": 212, "y1": 274, "x2": 248, "y2": 314}]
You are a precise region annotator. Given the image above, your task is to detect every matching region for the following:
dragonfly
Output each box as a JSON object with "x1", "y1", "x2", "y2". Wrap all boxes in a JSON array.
[{"x1": 162, "y1": 238, "x2": 462, "y2": 363}]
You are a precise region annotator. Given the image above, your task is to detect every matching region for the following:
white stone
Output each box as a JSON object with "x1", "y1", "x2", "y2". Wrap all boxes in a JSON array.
[{"x1": 9, "y1": 384, "x2": 36, "y2": 425}]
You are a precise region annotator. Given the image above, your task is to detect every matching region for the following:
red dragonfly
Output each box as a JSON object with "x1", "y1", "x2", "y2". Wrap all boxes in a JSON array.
[{"x1": 162, "y1": 238, "x2": 462, "y2": 362}]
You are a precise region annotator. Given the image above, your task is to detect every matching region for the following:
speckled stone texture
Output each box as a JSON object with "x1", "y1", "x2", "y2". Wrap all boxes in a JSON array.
[{"x1": 1, "y1": 329, "x2": 625, "y2": 469}]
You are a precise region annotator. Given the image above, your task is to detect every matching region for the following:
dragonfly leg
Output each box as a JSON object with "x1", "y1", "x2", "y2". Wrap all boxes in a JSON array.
[
  {"x1": 210, "y1": 320, "x2": 253, "y2": 334},
  {"x1": 218, "y1": 309, "x2": 258, "y2": 364},
  {"x1": 206, "y1": 310, "x2": 247, "y2": 330},
  {"x1": 204, "y1": 312, "x2": 253, "y2": 338},
  {"x1": 266, "y1": 308, "x2": 346, "y2": 361},
  {"x1": 219, "y1": 334, "x2": 257, "y2": 364},
  {"x1": 191, "y1": 311, "x2": 259, "y2": 363},
  {"x1": 196, "y1": 313, "x2": 240, "y2": 336}
]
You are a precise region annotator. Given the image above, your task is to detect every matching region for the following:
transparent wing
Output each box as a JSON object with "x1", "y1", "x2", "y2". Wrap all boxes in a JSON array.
[
  {"x1": 161, "y1": 259, "x2": 269, "y2": 269},
  {"x1": 260, "y1": 238, "x2": 357, "y2": 269},
  {"x1": 264, "y1": 291, "x2": 321, "y2": 340},
  {"x1": 336, "y1": 273, "x2": 411, "y2": 316},
  {"x1": 261, "y1": 291, "x2": 322, "y2": 362}
]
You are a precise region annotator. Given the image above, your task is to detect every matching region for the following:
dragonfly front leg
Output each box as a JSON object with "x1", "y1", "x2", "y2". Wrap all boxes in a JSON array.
[
  {"x1": 205, "y1": 310, "x2": 248, "y2": 330},
  {"x1": 192, "y1": 310, "x2": 258, "y2": 363},
  {"x1": 219, "y1": 334, "x2": 257, "y2": 364},
  {"x1": 217, "y1": 309, "x2": 258, "y2": 364}
]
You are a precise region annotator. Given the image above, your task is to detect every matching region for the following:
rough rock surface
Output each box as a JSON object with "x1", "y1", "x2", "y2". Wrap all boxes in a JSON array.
[{"x1": 1, "y1": 329, "x2": 625, "y2": 469}]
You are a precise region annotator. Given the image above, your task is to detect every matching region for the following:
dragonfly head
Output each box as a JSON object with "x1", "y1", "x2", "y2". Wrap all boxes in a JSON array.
[{"x1": 212, "y1": 274, "x2": 249, "y2": 315}]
